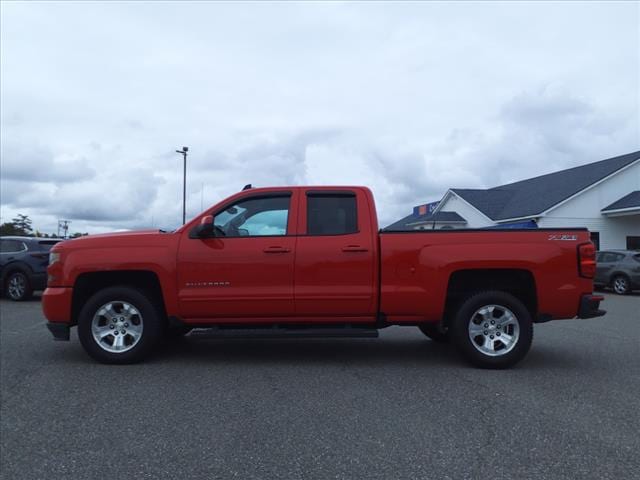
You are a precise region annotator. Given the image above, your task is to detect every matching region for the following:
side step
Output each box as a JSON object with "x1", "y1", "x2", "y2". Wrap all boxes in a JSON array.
[{"x1": 188, "y1": 326, "x2": 379, "y2": 339}]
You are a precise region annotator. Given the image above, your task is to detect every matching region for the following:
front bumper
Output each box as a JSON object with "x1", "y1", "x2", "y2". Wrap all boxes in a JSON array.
[
  {"x1": 577, "y1": 294, "x2": 606, "y2": 319},
  {"x1": 42, "y1": 287, "x2": 73, "y2": 322}
]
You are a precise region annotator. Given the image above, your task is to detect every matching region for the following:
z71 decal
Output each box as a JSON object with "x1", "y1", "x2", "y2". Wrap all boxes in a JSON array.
[{"x1": 548, "y1": 234, "x2": 578, "y2": 241}]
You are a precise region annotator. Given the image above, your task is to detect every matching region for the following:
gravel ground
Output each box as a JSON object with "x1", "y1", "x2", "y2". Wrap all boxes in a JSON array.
[{"x1": 1, "y1": 292, "x2": 639, "y2": 479}]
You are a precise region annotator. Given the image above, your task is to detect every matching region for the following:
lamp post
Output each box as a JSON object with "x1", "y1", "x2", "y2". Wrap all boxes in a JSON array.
[{"x1": 176, "y1": 146, "x2": 189, "y2": 224}]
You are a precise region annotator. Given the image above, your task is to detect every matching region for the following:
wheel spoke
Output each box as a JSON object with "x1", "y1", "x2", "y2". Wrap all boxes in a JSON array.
[
  {"x1": 469, "y1": 322, "x2": 484, "y2": 336},
  {"x1": 96, "y1": 328, "x2": 113, "y2": 340},
  {"x1": 113, "y1": 334, "x2": 125, "y2": 350},
  {"x1": 499, "y1": 333, "x2": 514, "y2": 346},
  {"x1": 127, "y1": 322, "x2": 143, "y2": 336},
  {"x1": 483, "y1": 336, "x2": 495, "y2": 351}
]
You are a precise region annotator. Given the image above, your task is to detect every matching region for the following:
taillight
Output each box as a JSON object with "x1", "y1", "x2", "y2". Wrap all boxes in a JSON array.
[{"x1": 578, "y1": 242, "x2": 596, "y2": 278}]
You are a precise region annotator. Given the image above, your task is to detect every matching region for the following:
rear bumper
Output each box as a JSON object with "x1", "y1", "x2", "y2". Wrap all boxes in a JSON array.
[{"x1": 577, "y1": 294, "x2": 606, "y2": 319}]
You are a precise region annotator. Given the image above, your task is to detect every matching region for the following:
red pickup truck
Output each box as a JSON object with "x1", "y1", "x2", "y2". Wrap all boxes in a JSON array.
[{"x1": 43, "y1": 186, "x2": 604, "y2": 368}]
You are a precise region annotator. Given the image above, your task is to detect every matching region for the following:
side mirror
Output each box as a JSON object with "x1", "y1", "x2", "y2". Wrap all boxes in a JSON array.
[{"x1": 190, "y1": 215, "x2": 215, "y2": 238}]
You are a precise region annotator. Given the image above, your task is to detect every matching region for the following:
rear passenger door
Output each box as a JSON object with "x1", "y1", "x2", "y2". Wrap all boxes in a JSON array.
[{"x1": 293, "y1": 190, "x2": 376, "y2": 319}]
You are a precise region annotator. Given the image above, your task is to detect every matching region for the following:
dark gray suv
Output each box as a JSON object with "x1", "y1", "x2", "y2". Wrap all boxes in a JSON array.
[
  {"x1": 0, "y1": 236, "x2": 61, "y2": 301},
  {"x1": 595, "y1": 250, "x2": 640, "y2": 295}
]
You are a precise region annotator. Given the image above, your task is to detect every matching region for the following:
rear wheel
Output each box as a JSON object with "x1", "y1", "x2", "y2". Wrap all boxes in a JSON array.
[
  {"x1": 5, "y1": 271, "x2": 33, "y2": 301},
  {"x1": 451, "y1": 291, "x2": 533, "y2": 369},
  {"x1": 77, "y1": 286, "x2": 164, "y2": 364},
  {"x1": 418, "y1": 324, "x2": 450, "y2": 343},
  {"x1": 611, "y1": 275, "x2": 630, "y2": 295}
]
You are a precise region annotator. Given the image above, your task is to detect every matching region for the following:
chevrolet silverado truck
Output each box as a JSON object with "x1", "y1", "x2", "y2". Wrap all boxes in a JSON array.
[{"x1": 43, "y1": 186, "x2": 605, "y2": 368}]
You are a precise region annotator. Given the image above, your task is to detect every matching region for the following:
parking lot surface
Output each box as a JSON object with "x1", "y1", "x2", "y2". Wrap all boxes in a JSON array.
[{"x1": 1, "y1": 293, "x2": 639, "y2": 479}]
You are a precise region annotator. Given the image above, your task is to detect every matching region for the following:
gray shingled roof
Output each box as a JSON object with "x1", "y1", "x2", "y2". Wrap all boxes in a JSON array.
[
  {"x1": 601, "y1": 191, "x2": 640, "y2": 212},
  {"x1": 384, "y1": 211, "x2": 466, "y2": 230},
  {"x1": 452, "y1": 151, "x2": 640, "y2": 221}
]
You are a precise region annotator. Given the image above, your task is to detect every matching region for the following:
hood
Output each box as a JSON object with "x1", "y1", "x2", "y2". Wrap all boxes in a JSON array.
[{"x1": 52, "y1": 229, "x2": 174, "y2": 251}]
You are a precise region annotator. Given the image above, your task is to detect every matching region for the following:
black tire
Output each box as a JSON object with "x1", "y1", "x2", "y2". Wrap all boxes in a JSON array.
[
  {"x1": 77, "y1": 286, "x2": 164, "y2": 364},
  {"x1": 611, "y1": 275, "x2": 630, "y2": 295},
  {"x1": 450, "y1": 291, "x2": 533, "y2": 369},
  {"x1": 418, "y1": 324, "x2": 450, "y2": 343},
  {"x1": 4, "y1": 271, "x2": 33, "y2": 301}
]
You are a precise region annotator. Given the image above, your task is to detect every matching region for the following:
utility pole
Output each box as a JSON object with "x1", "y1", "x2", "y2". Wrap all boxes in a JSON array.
[
  {"x1": 57, "y1": 220, "x2": 70, "y2": 239},
  {"x1": 176, "y1": 146, "x2": 189, "y2": 224}
]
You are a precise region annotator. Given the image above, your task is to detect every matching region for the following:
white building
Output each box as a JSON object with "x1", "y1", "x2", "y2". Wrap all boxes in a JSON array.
[{"x1": 386, "y1": 151, "x2": 640, "y2": 250}]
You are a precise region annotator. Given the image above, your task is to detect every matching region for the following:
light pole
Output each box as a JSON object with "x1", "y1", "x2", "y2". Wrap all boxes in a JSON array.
[{"x1": 176, "y1": 146, "x2": 189, "y2": 224}]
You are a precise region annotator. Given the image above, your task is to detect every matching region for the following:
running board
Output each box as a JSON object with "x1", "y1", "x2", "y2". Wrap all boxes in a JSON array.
[{"x1": 188, "y1": 327, "x2": 379, "y2": 339}]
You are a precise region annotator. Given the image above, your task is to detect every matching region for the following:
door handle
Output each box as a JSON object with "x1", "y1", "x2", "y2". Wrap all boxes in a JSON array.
[
  {"x1": 342, "y1": 245, "x2": 368, "y2": 253},
  {"x1": 263, "y1": 246, "x2": 291, "y2": 253}
]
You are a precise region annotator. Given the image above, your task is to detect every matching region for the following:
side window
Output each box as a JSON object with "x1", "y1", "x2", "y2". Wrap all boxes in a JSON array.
[
  {"x1": 213, "y1": 196, "x2": 290, "y2": 237},
  {"x1": 0, "y1": 240, "x2": 25, "y2": 253},
  {"x1": 596, "y1": 252, "x2": 604, "y2": 262},
  {"x1": 612, "y1": 253, "x2": 625, "y2": 262},
  {"x1": 307, "y1": 193, "x2": 358, "y2": 235}
]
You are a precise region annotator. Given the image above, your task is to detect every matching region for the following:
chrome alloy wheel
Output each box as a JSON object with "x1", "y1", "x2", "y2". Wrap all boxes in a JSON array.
[
  {"x1": 468, "y1": 304, "x2": 520, "y2": 357},
  {"x1": 91, "y1": 301, "x2": 144, "y2": 353},
  {"x1": 613, "y1": 276, "x2": 629, "y2": 295},
  {"x1": 7, "y1": 273, "x2": 26, "y2": 300}
]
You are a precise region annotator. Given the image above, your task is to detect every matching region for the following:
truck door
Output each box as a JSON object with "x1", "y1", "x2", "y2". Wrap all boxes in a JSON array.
[
  {"x1": 177, "y1": 191, "x2": 298, "y2": 320},
  {"x1": 294, "y1": 190, "x2": 376, "y2": 319}
]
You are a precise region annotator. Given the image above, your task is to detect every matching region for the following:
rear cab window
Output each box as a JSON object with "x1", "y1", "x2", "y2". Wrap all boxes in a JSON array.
[{"x1": 306, "y1": 193, "x2": 358, "y2": 235}]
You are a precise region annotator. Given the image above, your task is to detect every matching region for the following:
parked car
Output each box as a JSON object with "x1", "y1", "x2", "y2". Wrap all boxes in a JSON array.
[
  {"x1": 43, "y1": 186, "x2": 604, "y2": 368},
  {"x1": 595, "y1": 250, "x2": 640, "y2": 295},
  {"x1": 1, "y1": 236, "x2": 62, "y2": 301}
]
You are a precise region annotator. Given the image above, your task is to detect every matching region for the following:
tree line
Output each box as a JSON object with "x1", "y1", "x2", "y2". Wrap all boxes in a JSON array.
[{"x1": 0, "y1": 214, "x2": 88, "y2": 238}]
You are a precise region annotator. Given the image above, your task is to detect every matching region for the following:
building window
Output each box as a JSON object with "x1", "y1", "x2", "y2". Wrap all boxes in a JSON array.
[
  {"x1": 590, "y1": 232, "x2": 600, "y2": 250},
  {"x1": 627, "y1": 236, "x2": 640, "y2": 251}
]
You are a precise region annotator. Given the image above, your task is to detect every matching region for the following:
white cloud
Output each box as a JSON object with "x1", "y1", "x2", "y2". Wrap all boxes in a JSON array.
[{"x1": 0, "y1": 1, "x2": 638, "y2": 232}]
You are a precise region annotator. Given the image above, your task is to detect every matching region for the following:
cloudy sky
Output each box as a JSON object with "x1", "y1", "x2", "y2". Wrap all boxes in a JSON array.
[{"x1": 1, "y1": 1, "x2": 638, "y2": 233}]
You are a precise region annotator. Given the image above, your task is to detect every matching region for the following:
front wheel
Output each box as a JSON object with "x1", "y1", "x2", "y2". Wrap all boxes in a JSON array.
[
  {"x1": 77, "y1": 286, "x2": 164, "y2": 364},
  {"x1": 451, "y1": 291, "x2": 533, "y2": 369}
]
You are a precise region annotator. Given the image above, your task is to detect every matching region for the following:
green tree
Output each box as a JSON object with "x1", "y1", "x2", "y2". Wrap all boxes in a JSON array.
[
  {"x1": 10, "y1": 214, "x2": 33, "y2": 235},
  {"x1": 0, "y1": 222, "x2": 21, "y2": 235}
]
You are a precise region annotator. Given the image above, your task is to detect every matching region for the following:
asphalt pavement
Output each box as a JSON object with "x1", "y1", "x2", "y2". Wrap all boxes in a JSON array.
[{"x1": 1, "y1": 293, "x2": 639, "y2": 479}]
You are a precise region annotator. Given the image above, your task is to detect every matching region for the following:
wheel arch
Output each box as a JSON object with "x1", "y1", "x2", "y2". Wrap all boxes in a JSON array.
[
  {"x1": 609, "y1": 271, "x2": 630, "y2": 283},
  {"x1": 71, "y1": 270, "x2": 167, "y2": 326},
  {"x1": 443, "y1": 268, "x2": 537, "y2": 327}
]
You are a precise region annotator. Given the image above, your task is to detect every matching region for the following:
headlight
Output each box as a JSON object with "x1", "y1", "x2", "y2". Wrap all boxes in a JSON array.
[{"x1": 49, "y1": 252, "x2": 60, "y2": 265}]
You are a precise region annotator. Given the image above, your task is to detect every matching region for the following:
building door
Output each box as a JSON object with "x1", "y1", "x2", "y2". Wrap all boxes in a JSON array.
[{"x1": 590, "y1": 232, "x2": 600, "y2": 250}]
